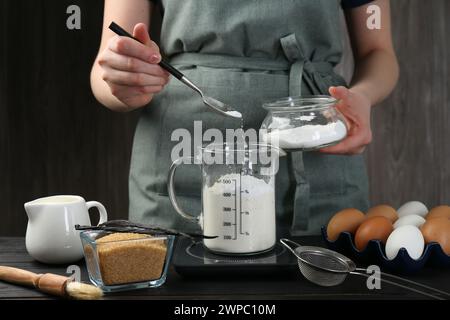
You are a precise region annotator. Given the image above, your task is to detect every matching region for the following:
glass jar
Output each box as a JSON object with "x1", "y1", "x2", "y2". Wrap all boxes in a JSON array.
[
  {"x1": 260, "y1": 96, "x2": 348, "y2": 151},
  {"x1": 80, "y1": 230, "x2": 174, "y2": 292}
]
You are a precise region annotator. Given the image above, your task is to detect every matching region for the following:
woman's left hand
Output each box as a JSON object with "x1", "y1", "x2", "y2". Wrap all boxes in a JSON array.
[{"x1": 320, "y1": 86, "x2": 373, "y2": 155}]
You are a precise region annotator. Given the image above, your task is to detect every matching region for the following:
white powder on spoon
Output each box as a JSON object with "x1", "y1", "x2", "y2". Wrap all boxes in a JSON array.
[
  {"x1": 226, "y1": 110, "x2": 243, "y2": 118},
  {"x1": 262, "y1": 120, "x2": 347, "y2": 150}
]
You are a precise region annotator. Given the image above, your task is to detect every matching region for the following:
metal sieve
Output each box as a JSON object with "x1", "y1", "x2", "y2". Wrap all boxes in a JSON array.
[{"x1": 280, "y1": 239, "x2": 450, "y2": 300}]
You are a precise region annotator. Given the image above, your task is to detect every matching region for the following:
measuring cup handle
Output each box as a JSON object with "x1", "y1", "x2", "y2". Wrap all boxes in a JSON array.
[{"x1": 167, "y1": 157, "x2": 200, "y2": 224}]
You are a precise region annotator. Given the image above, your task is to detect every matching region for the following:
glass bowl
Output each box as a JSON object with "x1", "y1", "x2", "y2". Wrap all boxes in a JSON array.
[
  {"x1": 80, "y1": 230, "x2": 175, "y2": 292},
  {"x1": 260, "y1": 96, "x2": 348, "y2": 151}
]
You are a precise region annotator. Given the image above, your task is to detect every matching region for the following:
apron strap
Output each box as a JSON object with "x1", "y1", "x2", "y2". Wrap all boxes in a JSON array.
[{"x1": 280, "y1": 33, "x2": 332, "y2": 234}]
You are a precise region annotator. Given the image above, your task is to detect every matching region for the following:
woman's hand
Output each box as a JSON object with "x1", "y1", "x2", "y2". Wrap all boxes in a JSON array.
[
  {"x1": 97, "y1": 23, "x2": 169, "y2": 110},
  {"x1": 320, "y1": 86, "x2": 372, "y2": 155}
]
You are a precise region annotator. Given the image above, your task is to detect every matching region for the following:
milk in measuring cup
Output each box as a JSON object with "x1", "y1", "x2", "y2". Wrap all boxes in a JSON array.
[{"x1": 202, "y1": 173, "x2": 275, "y2": 254}]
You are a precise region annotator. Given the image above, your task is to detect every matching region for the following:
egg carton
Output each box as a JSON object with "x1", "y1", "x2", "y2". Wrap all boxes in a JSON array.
[{"x1": 321, "y1": 227, "x2": 450, "y2": 273}]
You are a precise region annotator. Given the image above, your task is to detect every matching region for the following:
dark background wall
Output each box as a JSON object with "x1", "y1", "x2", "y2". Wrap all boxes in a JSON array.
[
  {"x1": 0, "y1": 1, "x2": 449, "y2": 236},
  {"x1": 366, "y1": 1, "x2": 450, "y2": 208}
]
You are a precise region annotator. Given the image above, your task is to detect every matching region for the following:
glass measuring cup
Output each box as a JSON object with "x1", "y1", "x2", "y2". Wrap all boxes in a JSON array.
[{"x1": 168, "y1": 143, "x2": 279, "y2": 255}]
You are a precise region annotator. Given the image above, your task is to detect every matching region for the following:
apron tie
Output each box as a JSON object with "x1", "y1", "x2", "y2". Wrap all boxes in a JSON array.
[
  {"x1": 280, "y1": 33, "x2": 330, "y2": 95},
  {"x1": 280, "y1": 33, "x2": 332, "y2": 234}
]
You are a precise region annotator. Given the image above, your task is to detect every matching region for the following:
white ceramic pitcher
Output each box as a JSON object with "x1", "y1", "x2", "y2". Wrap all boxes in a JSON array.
[{"x1": 24, "y1": 195, "x2": 107, "y2": 264}]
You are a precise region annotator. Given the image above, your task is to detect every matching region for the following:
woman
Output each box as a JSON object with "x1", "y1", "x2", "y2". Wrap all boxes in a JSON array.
[{"x1": 91, "y1": 0, "x2": 398, "y2": 235}]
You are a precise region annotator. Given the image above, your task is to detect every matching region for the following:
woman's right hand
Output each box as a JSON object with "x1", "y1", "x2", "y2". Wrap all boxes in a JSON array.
[{"x1": 97, "y1": 23, "x2": 170, "y2": 109}]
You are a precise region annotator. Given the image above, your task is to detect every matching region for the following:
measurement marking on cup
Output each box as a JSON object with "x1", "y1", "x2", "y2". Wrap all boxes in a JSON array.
[
  {"x1": 222, "y1": 177, "x2": 247, "y2": 240},
  {"x1": 233, "y1": 178, "x2": 238, "y2": 240},
  {"x1": 239, "y1": 174, "x2": 244, "y2": 235},
  {"x1": 238, "y1": 174, "x2": 250, "y2": 236}
]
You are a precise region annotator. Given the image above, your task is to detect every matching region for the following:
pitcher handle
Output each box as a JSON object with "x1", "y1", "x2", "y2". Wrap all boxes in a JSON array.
[
  {"x1": 86, "y1": 201, "x2": 108, "y2": 225},
  {"x1": 167, "y1": 157, "x2": 200, "y2": 224}
]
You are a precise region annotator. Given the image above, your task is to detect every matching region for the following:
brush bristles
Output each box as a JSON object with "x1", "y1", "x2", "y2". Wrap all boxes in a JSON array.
[{"x1": 66, "y1": 282, "x2": 103, "y2": 300}]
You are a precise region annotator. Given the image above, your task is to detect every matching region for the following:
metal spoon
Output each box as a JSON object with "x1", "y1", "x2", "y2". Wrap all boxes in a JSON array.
[{"x1": 109, "y1": 22, "x2": 242, "y2": 119}]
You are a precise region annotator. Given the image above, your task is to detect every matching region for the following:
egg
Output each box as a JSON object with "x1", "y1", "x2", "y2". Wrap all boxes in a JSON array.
[
  {"x1": 385, "y1": 225, "x2": 424, "y2": 260},
  {"x1": 354, "y1": 216, "x2": 393, "y2": 251},
  {"x1": 365, "y1": 205, "x2": 398, "y2": 222},
  {"x1": 397, "y1": 201, "x2": 428, "y2": 218},
  {"x1": 426, "y1": 205, "x2": 450, "y2": 220},
  {"x1": 393, "y1": 214, "x2": 426, "y2": 229},
  {"x1": 420, "y1": 218, "x2": 450, "y2": 255},
  {"x1": 326, "y1": 208, "x2": 365, "y2": 241}
]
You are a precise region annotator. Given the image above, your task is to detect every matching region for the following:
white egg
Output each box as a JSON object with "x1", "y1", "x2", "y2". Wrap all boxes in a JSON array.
[
  {"x1": 393, "y1": 214, "x2": 426, "y2": 229},
  {"x1": 385, "y1": 225, "x2": 424, "y2": 260},
  {"x1": 397, "y1": 201, "x2": 428, "y2": 218}
]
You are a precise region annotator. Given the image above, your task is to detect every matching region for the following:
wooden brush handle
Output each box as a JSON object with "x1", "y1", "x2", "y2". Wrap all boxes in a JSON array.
[
  {"x1": 0, "y1": 266, "x2": 68, "y2": 297},
  {"x1": 0, "y1": 266, "x2": 40, "y2": 286}
]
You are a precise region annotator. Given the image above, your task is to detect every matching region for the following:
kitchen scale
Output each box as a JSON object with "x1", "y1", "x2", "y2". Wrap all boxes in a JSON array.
[{"x1": 173, "y1": 229, "x2": 299, "y2": 277}]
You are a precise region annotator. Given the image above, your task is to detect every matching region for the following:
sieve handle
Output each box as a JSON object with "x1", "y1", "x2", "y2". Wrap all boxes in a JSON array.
[
  {"x1": 350, "y1": 271, "x2": 445, "y2": 300},
  {"x1": 280, "y1": 238, "x2": 302, "y2": 260},
  {"x1": 354, "y1": 267, "x2": 450, "y2": 297}
]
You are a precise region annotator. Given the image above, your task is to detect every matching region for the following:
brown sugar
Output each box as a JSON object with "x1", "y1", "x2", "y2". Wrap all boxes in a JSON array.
[{"x1": 94, "y1": 233, "x2": 167, "y2": 286}]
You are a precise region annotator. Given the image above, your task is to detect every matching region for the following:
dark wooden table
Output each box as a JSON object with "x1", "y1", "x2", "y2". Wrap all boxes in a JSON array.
[{"x1": 1, "y1": 237, "x2": 449, "y2": 300}]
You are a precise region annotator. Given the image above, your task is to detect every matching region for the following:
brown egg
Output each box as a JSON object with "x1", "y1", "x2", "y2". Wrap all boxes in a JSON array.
[
  {"x1": 355, "y1": 216, "x2": 393, "y2": 251},
  {"x1": 420, "y1": 218, "x2": 450, "y2": 255},
  {"x1": 326, "y1": 208, "x2": 366, "y2": 241},
  {"x1": 426, "y1": 205, "x2": 450, "y2": 221},
  {"x1": 365, "y1": 204, "x2": 398, "y2": 222}
]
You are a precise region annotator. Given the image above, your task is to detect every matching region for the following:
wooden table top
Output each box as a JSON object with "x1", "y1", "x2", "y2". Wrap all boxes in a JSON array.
[{"x1": 1, "y1": 237, "x2": 449, "y2": 300}]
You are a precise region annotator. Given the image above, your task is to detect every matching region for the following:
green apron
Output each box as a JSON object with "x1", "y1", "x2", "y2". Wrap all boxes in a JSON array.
[{"x1": 129, "y1": 0, "x2": 369, "y2": 235}]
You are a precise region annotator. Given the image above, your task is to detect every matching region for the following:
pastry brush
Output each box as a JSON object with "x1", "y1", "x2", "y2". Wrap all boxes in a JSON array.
[{"x1": 0, "y1": 266, "x2": 102, "y2": 300}]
